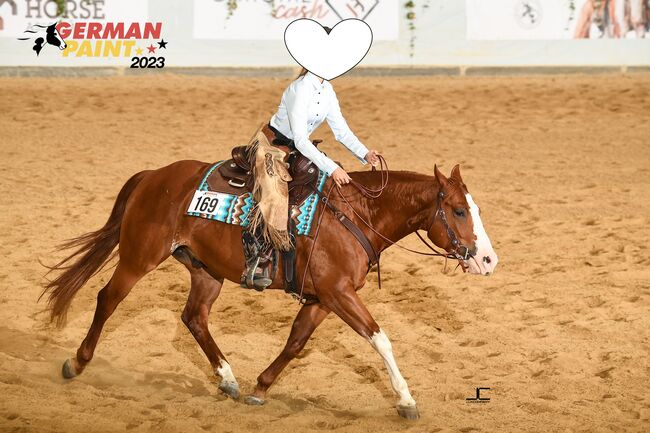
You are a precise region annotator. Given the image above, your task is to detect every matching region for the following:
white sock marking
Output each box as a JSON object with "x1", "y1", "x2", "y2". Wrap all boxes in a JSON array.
[
  {"x1": 216, "y1": 360, "x2": 237, "y2": 385},
  {"x1": 368, "y1": 329, "x2": 416, "y2": 407}
]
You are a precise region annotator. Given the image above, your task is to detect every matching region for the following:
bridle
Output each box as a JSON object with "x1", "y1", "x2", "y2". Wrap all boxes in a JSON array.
[
  {"x1": 340, "y1": 156, "x2": 473, "y2": 268},
  {"x1": 297, "y1": 156, "x2": 476, "y2": 302},
  {"x1": 431, "y1": 189, "x2": 473, "y2": 268}
]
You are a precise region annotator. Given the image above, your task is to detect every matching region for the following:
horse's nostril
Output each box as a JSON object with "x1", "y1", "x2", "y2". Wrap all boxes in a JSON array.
[{"x1": 483, "y1": 256, "x2": 491, "y2": 264}]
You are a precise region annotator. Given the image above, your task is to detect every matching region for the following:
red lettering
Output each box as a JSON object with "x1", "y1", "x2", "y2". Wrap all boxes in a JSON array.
[
  {"x1": 86, "y1": 22, "x2": 102, "y2": 39},
  {"x1": 102, "y1": 22, "x2": 124, "y2": 39},
  {"x1": 57, "y1": 22, "x2": 71, "y2": 39},
  {"x1": 124, "y1": 23, "x2": 141, "y2": 39},
  {"x1": 310, "y1": 0, "x2": 329, "y2": 19},
  {"x1": 143, "y1": 22, "x2": 162, "y2": 39},
  {"x1": 279, "y1": 5, "x2": 307, "y2": 19},
  {"x1": 274, "y1": 5, "x2": 288, "y2": 18},
  {"x1": 275, "y1": 1, "x2": 330, "y2": 20},
  {"x1": 73, "y1": 22, "x2": 86, "y2": 39},
  {"x1": 50, "y1": 21, "x2": 164, "y2": 41},
  {"x1": 346, "y1": 4, "x2": 358, "y2": 17}
]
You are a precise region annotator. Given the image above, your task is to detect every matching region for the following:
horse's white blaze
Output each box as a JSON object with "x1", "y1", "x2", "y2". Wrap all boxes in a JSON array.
[
  {"x1": 368, "y1": 329, "x2": 416, "y2": 407},
  {"x1": 465, "y1": 193, "x2": 498, "y2": 275},
  {"x1": 50, "y1": 27, "x2": 66, "y2": 49},
  {"x1": 216, "y1": 360, "x2": 237, "y2": 385}
]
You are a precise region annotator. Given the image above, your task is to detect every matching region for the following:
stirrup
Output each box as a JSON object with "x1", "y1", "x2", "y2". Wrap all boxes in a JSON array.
[
  {"x1": 245, "y1": 255, "x2": 260, "y2": 289},
  {"x1": 241, "y1": 257, "x2": 273, "y2": 291},
  {"x1": 241, "y1": 230, "x2": 274, "y2": 291}
]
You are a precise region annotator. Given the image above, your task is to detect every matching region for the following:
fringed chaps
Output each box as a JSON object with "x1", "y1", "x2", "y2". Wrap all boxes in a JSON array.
[{"x1": 247, "y1": 125, "x2": 293, "y2": 251}]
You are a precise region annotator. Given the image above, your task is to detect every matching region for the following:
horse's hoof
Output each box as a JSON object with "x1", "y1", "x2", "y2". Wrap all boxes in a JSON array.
[
  {"x1": 243, "y1": 395, "x2": 266, "y2": 406},
  {"x1": 396, "y1": 404, "x2": 420, "y2": 420},
  {"x1": 218, "y1": 381, "x2": 240, "y2": 400},
  {"x1": 62, "y1": 359, "x2": 77, "y2": 379}
]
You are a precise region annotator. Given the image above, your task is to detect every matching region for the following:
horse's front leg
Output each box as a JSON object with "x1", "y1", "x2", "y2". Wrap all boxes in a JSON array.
[
  {"x1": 320, "y1": 287, "x2": 419, "y2": 420},
  {"x1": 244, "y1": 302, "x2": 330, "y2": 405}
]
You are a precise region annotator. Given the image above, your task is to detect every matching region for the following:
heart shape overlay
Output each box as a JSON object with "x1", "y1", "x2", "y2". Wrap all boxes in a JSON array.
[{"x1": 284, "y1": 18, "x2": 373, "y2": 81}]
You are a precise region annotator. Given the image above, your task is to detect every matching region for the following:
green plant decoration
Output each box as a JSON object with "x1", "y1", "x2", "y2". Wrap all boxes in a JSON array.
[
  {"x1": 54, "y1": 0, "x2": 65, "y2": 16},
  {"x1": 227, "y1": 0, "x2": 238, "y2": 19},
  {"x1": 225, "y1": 0, "x2": 277, "y2": 19},
  {"x1": 405, "y1": 0, "x2": 429, "y2": 58}
]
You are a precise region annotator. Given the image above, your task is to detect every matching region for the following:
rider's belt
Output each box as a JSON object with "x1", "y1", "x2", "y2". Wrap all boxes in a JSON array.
[{"x1": 264, "y1": 123, "x2": 295, "y2": 150}]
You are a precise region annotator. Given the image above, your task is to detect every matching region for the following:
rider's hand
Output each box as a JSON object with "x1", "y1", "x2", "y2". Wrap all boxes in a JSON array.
[
  {"x1": 332, "y1": 167, "x2": 352, "y2": 187},
  {"x1": 364, "y1": 149, "x2": 380, "y2": 167}
]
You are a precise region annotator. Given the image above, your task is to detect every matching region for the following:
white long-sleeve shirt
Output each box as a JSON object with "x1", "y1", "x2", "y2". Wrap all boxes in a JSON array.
[{"x1": 269, "y1": 72, "x2": 369, "y2": 176}]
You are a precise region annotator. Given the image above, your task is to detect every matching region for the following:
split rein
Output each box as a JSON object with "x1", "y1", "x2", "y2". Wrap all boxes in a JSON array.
[{"x1": 296, "y1": 155, "x2": 473, "y2": 304}]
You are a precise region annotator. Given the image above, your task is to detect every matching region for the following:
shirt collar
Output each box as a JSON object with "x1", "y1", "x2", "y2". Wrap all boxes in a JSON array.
[{"x1": 304, "y1": 71, "x2": 325, "y2": 89}]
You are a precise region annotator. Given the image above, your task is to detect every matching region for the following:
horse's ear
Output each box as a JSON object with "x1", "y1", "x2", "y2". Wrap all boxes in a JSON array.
[
  {"x1": 434, "y1": 164, "x2": 448, "y2": 186},
  {"x1": 450, "y1": 164, "x2": 462, "y2": 181}
]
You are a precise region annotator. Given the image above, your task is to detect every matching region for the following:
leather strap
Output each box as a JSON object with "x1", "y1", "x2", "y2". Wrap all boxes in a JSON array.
[
  {"x1": 322, "y1": 195, "x2": 382, "y2": 291},
  {"x1": 321, "y1": 196, "x2": 379, "y2": 268},
  {"x1": 338, "y1": 213, "x2": 380, "y2": 267}
]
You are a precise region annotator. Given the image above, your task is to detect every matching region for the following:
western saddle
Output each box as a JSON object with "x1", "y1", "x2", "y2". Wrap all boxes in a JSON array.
[
  {"x1": 205, "y1": 125, "x2": 325, "y2": 298},
  {"x1": 207, "y1": 140, "x2": 322, "y2": 206}
]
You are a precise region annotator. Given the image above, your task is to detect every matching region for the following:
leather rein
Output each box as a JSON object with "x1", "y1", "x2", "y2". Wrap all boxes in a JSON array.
[{"x1": 296, "y1": 156, "x2": 474, "y2": 304}]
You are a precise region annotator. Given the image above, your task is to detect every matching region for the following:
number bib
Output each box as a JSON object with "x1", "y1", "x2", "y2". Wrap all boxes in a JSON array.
[{"x1": 188, "y1": 190, "x2": 226, "y2": 217}]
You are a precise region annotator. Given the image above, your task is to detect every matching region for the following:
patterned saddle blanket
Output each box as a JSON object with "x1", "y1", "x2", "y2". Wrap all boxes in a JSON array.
[{"x1": 186, "y1": 161, "x2": 327, "y2": 236}]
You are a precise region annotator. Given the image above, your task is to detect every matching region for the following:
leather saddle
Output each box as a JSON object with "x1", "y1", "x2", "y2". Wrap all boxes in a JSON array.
[
  {"x1": 207, "y1": 141, "x2": 323, "y2": 205},
  {"x1": 205, "y1": 126, "x2": 327, "y2": 302}
]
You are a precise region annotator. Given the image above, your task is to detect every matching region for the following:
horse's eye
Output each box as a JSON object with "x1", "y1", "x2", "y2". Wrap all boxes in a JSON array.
[{"x1": 454, "y1": 209, "x2": 466, "y2": 218}]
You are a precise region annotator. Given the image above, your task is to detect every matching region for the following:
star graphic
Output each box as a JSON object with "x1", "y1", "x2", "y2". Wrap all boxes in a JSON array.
[
  {"x1": 147, "y1": 44, "x2": 156, "y2": 54},
  {"x1": 135, "y1": 47, "x2": 143, "y2": 55},
  {"x1": 157, "y1": 39, "x2": 168, "y2": 49}
]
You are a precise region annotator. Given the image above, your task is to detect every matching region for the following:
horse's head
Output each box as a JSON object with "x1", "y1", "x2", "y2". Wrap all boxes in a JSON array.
[
  {"x1": 46, "y1": 22, "x2": 66, "y2": 50},
  {"x1": 427, "y1": 164, "x2": 498, "y2": 276}
]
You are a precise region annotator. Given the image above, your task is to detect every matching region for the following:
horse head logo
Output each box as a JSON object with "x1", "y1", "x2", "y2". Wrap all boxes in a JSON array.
[{"x1": 17, "y1": 22, "x2": 67, "y2": 56}]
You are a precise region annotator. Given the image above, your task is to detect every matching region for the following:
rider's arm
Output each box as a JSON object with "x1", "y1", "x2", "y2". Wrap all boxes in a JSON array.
[
  {"x1": 326, "y1": 91, "x2": 369, "y2": 165},
  {"x1": 287, "y1": 86, "x2": 340, "y2": 176}
]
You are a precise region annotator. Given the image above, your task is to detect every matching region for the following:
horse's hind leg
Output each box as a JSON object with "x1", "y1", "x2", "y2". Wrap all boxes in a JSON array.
[
  {"x1": 180, "y1": 266, "x2": 240, "y2": 399},
  {"x1": 245, "y1": 302, "x2": 330, "y2": 405},
  {"x1": 62, "y1": 261, "x2": 147, "y2": 378}
]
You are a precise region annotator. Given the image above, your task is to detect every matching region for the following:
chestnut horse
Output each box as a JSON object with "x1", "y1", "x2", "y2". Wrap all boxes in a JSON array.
[{"x1": 42, "y1": 161, "x2": 498, "y2": 420}]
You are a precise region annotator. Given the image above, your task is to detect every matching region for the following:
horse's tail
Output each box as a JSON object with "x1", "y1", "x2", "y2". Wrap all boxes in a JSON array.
[{"x1": 40, "y1": 171, "x2": 148, "y2": 327}]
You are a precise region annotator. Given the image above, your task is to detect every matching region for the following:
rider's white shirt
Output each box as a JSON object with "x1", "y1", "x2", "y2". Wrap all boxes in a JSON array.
[{"x1": 270, "y1": 72, "x2": 368, "y2": 176}]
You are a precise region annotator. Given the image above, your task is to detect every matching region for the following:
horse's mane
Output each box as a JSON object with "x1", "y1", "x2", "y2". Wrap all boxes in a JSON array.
[
  {"x1": 335, "y1": 170, "x2": 437, "y2": 208},
  {"x1": 349, "y1": 170, "x2": 433, "y2": 184},
  {"x1": 347, "y1": 169, "x2": 467, "y2": 204}
]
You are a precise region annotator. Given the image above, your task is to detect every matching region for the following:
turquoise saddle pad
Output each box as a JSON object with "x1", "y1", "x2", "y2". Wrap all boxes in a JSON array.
[{"x1": 186, "y1": 161, "x2": 327, "y2": 236}]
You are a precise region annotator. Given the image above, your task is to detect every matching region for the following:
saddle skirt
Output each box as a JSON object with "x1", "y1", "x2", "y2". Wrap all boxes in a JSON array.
[{"x1": 186, "y1": 159, "x2": 327, "y2": 237}]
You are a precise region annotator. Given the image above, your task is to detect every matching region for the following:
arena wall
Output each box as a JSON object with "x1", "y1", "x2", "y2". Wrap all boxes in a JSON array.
[{"x1": 0, "y1": 1, "x2": 648, "y2": 69}]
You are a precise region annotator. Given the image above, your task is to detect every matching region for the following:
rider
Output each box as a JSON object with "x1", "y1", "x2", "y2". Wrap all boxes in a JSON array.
[
  {"x1": 267, "y1": 67, "x2": 380, "y2": 187},
  {"x1": 244, "y1": 37, "x2": 380, "y2": 290}
]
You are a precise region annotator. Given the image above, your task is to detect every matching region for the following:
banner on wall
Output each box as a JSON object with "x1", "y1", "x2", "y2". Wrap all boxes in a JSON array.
[
  {"x1": 466, "y1": 0, "x2": 650, "y2": 39},
  {"x1": 0, "y1": 0, "x2": 169, "y2": 67},
  {"x1": 194, "y1": 0, "x2": 399, "y2": 40},
  {"x1": 0, "y1": 0, "x2": 148, "y2": 37}
]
